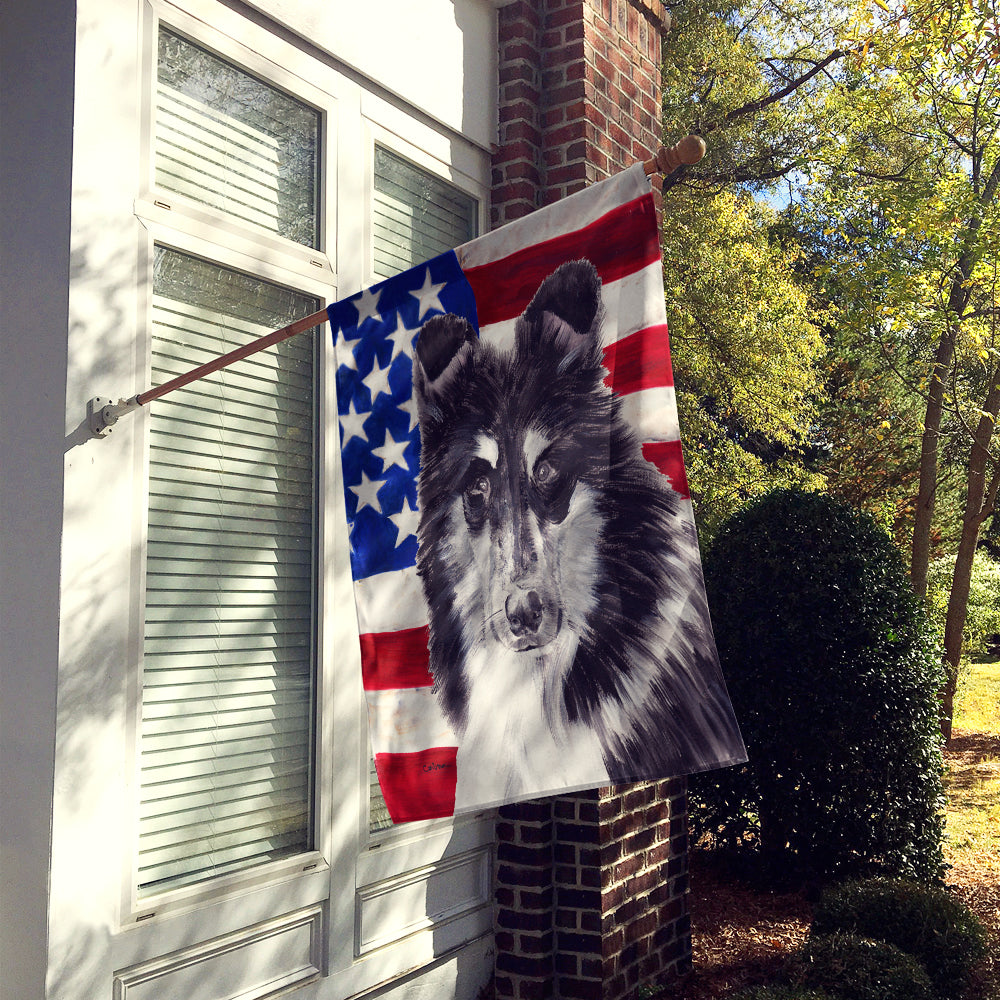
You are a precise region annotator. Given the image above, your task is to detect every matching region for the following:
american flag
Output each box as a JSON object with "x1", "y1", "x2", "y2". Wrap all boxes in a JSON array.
[{"x1": 328, "y1": 164, "x2": 690, "y2": 822}]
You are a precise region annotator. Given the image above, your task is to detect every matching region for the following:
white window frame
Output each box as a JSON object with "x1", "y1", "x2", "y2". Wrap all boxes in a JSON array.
[
  {"x1": 327, "y1": 96, "x2": 497, "y2": 997},
  {"x1": 122, "y1": 223, "x2": 338, "y2": 924},
  {"x1": 122, "y1": 0, "x2": 341, "y2": 933},
  {"x1": 109, "y1": 1, "x2": 496, "y2": 993}
]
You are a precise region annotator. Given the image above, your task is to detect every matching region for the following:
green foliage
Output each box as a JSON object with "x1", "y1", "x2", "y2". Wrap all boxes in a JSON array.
[
  {"x1": 658, "y1": 1, "x2": 841, "y2": 540},
  {"x1": 691, "y1": 489, "x2": 947, "y2": 882},
  {"x1": 927, "y1": 551, "x2": 1000, "y2": 659},
  {"x1": 661, "y1": 0, "x2": 852, "y2": 192},
  {"x1": 778, "y1": 206, "x2": 936, "y2": 551},
  {"x1": 812, "y1": 878, "x2": 988, "y2": 999},
  {"x1": 663, "y1": 189, "x2": 827, "y2": 539},
  {"x1": 659, "y1": 0, "x2": 1000, "y2": 742},
  {"x1": 792, "y1": 934, "x2": 934, "y2": 1000}
]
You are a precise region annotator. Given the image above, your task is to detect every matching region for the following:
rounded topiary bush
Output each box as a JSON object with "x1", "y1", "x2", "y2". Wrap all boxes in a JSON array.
[
  {"x1": 812, "y1": 878, "x2": 987, "y2": 998},
  {"x1": 793, "y1": 933, "x2": 934, "y2": 1000},
  {"x1": 691, "y1": 489, "x2": 946, "y2": 881}
]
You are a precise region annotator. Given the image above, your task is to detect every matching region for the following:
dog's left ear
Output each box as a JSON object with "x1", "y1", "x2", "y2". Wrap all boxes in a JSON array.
[
  {"x1": 413, "y1": 313, "x2": 477, "y2": 416},
  {"x1": 518, "y1": 259, "x2": 603, "y2": 360}
]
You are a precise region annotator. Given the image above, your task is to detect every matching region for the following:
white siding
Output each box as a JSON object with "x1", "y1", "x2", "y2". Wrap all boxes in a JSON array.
[{"x1": 9, "y1": 0, "x2": 499, "y2": 997}]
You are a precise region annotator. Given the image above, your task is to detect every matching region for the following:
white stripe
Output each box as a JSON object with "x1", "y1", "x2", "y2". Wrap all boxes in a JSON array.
[
  {"x1": 365, "y1": 687, "x2": 458, "y2": 754},
  {"x1": 477, "y1": 261, "x2": 667, "y2": 353},
  {"x1": 618, "y1": 387, "x2": 680, "y2": 443},
  {"x1": 599, "y1": 261, "x2": 668, "y2": 344},
  {"x1": 455, "y1": 164, "x2": 651, "y2": 268},
  {"x1": 354, "y1": 566, "x2": 427, "y2": 635}
]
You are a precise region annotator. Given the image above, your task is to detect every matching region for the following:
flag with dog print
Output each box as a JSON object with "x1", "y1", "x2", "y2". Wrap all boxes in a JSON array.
[{"x1": 329, "y1": 163, "x2": 746, "y2": 823}]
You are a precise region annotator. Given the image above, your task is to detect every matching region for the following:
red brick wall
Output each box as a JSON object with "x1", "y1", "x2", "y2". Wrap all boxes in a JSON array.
[
  {"x1": 494, "y1": 782, "x2": 691, "y2": 1000},
  {"x1": 490, "y1": 6, "x2": 689, "y2": 997},
  {"x1": 492, "y1": 0, "x2": 668, "y2": 228}
]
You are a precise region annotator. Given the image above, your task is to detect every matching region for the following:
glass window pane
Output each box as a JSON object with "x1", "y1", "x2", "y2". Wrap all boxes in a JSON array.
[
  {"x1": 156, "y1": 28, "x2": 320, "y2": 248},
  {"x1": 138, "y1": 246, "x2": 318, "y2": 895},
  {"x1": 372, "y1": 146, "x2": 477, "y2": 280}
]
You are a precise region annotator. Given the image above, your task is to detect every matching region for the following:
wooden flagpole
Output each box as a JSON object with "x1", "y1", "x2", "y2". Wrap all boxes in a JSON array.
[
  {"x1": 136, "y1": 307, "x2": 329, "y2": 406},
  {"x1": 88, "y1": 136, "x2": 705, "y2": 437}
]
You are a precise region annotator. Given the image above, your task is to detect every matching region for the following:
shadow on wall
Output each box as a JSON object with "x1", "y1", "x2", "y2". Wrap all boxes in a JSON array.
[
  {"x1": 428, "y1": 824, "x2": 496, "y2": 1000},
  {"x1": 44, "y1": 206, "x2": 153, "y2": 998}
]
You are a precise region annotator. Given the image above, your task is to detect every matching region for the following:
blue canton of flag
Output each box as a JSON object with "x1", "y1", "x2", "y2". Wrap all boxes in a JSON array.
[{"x1": 328, "y1": 250, "x2": 479, "y2": 581}]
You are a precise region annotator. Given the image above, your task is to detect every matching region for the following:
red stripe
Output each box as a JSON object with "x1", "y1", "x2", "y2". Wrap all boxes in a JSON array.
[
  {"x1": 375, "y1": 747, "x2": 458, "y2": 822},
  {"x1": 360, "y1": 626, "x2": 433, "y2": 690},
  {"x1": 464, "y1": 194, "x2": 660, "y2": 327},
  {"x1": 602, "y1": 324, "x2": 673, "y2": 394},
  {"x1": 642, "y1": 440, "x2": 690, "y2": 499}
]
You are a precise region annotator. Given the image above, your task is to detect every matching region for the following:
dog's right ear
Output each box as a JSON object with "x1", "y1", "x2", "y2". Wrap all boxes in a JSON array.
[{"x1": 413, "y1": 314, "x2": 477, "y2": 415}]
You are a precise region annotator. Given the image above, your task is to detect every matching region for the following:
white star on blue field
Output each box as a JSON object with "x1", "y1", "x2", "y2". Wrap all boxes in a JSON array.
[{"x1": 327, "y1": 250, "x2": 479, "y2": 581}]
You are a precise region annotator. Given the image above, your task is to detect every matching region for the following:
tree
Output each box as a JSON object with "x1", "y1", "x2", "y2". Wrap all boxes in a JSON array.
[
  {"x1": 661, "y1": 0, "x2": 854, "y2": 194},
  {"x1": 660, "y1": 0, "x2": 999, "y2": 737},
  {"x1": 659, "y1": 1, "x2": 846, "y2": 537},
  {"x1": 802, "y1": 0, "x2": 1000, "y2": 735},
  {"x1": 780, "y1": 203, "x2": 973, "y2": 550},
  {"x1": 662, "y1": 188, "x2": 826, "y2": 537}
]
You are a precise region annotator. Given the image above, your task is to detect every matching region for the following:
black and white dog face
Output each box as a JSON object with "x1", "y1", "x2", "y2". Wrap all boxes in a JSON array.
[{"x1": 412, "y1": 261, "x2": 614, "y2": 697}]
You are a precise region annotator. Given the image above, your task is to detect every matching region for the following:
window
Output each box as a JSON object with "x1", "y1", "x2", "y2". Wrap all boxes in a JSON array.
[
  {"x1": 155, "y1": 28, "x2": 320, "y2": 247},
  {"x1": 139, "y1": 248, "x2": 318, "y2": 895},
  {"x1": 54, "y1": 0, "x2": 498, "y2": 993},
  {"x1": 136, "y1": 26, "x2": 324, "y2": 898},
  {"x1": 118, "y1": 7, "x2": 493, "y2": 990},
  {"x1": 372, "y1": 146, "x2": 478, "y2": 280}
]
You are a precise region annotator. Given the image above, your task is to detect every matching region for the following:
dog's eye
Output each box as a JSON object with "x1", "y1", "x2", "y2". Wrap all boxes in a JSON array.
[{"x1": 535, "y1": 460, "x2": 557, "y2": 485}]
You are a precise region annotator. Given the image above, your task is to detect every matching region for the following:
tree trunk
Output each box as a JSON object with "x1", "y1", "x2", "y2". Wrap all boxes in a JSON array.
[
  {"x1": 910, "y1": 328, "x2": 956, "y2": 598},
  {"x1": 910, "y1": 160, "x2": 1000, "y2": 596},
  {"x1": 940, "y1": 373, "x2": 1000, "y2": 741}
]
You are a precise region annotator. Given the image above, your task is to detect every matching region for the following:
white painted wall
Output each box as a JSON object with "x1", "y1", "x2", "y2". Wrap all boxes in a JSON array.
[
  {"x1": 1, "y1": 0, "x2": 499, "y2": 997},
  {"x1": 244, "y1": 0, "x2": 498, "y2": 151},
  {"x1": 0, "y1": 0, "x2": 76, "y2": 995}
]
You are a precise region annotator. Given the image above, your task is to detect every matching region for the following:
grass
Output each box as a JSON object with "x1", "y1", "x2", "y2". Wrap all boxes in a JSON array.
[
  {"x1": 943, "y1": 657, "x2": 1000, "y2": 1000},
  {"x1": 945, "y1": 659, "x2": 1000, "y2": 866},
  {"x1": 955, "y1": 658, "x2": 1000, "y2": 735}
]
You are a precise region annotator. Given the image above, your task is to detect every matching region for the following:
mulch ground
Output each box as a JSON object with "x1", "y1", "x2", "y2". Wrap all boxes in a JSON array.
[
  {"x1": 658, "y1": 850, "x2": 814, "y2": 999},
  {"x1": 659, "y1": 734, "x2": 1000, "y2": 999}
]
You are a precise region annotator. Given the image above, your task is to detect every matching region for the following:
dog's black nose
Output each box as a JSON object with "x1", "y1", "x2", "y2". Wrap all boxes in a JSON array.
[{"x1": 506, "y1": 590, "x2": 543, "y2": 636}]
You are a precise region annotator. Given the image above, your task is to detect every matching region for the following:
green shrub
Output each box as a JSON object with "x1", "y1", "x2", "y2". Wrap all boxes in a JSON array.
[
  {"x1": 812, "y1": 878, "x2": 988, "y2": 998},
  {"x1": 691, "y1": 489, "x2": 946, "y2": 882},
  {"x1": 792, "y1": 933, "x2": 934, "y2": 1000}
]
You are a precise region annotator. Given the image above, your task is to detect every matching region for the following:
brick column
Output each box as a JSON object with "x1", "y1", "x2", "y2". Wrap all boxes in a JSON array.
[
  {"x1": 493, "y1": 0, "x2": 668, "y2": 227},
  {"x1": 495, "y1": 801, "x2": 556, "y2": 999},
  {"x1": 493, "y1": 1, "x2": 544, "y2": 227},
  {"x1": 494, "y1": 782, "x2": 691, "y2": 1000},
  {"x1": 491, "y1": 4, "x2": 689, "y2": 998}
]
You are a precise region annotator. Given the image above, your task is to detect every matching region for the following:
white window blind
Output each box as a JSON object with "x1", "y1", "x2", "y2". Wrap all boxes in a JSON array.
[
  {"x1": 368, "y1": 147, "x2": 477, "y2": 832},
  {"x1": 155, "y1": 27, "x2": 320, "y2": 248},
  {"x1": 372, "y1": 146, "x2": 478, "y2": 280},
  {"x1": 138, "y1": 247, "x2": 319, "y2": 895}
]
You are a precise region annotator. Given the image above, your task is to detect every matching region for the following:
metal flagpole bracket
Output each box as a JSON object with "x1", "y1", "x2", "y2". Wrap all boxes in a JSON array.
[{"x1": 88, "y1": 395, "x2": 141, "y2": 438}]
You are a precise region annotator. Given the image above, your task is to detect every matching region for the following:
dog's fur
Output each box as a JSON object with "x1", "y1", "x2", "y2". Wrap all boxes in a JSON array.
[{"x1": 413, "y1": 260, "x2": 743, "y2": 808}]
